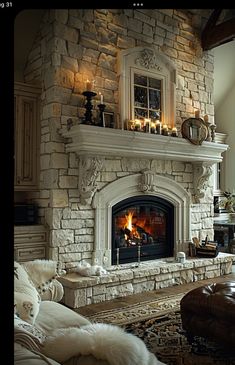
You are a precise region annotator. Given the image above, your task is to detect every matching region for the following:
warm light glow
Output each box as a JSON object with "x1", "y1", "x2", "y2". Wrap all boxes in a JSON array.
[{"x1": 195, "y1": 109, "x2": 200, "y2": 118}]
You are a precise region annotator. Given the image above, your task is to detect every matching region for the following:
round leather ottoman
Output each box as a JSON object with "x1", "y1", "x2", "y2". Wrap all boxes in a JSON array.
[{"x1": 180, "y1": 281, "x2": 235, "y2": 348}]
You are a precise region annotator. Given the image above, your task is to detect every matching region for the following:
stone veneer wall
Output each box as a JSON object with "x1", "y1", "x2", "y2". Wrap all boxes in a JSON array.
[{"x1": 23, "y1": 9, "x2": 215, "y2": 268}]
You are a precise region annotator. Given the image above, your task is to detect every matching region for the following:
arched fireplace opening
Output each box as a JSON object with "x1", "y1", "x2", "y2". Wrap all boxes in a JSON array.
[{"x1": 112, "y1": 195, "x2": 174, "y2": 265}]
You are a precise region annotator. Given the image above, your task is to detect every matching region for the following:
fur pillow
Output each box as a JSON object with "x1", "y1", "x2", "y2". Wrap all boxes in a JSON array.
[
  {"x1": 22, "y1": 259, "x2": 66, "y2": 296},
  {"x1": 14, "y1": 262, "x2": 41, "y2": 325}
]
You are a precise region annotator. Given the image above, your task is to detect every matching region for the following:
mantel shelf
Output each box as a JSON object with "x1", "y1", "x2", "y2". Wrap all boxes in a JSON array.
[{"x1": 60, "y1": 124, "x2": 229, "y2": 163}]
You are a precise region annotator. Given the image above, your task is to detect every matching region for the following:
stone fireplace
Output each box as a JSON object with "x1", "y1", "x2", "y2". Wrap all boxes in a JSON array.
[
  {"x1": 60, "y1": 123, "x2": 228, "y2": 269},
  {"x1": 56, "y1": 124, "x2": 235, "y2": 309}
]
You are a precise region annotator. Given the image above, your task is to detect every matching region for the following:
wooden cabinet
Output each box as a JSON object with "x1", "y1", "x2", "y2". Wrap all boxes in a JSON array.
[
  {"x1": 14, "y1": 225, "x2": 48, "y2": 262},
  {"x1": 14, "y1": 82, "x2": 41, "y2": 191}
]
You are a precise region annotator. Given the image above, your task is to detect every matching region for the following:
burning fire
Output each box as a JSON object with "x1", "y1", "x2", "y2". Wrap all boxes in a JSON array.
[
  {"x1": 125, "y1": 211, "x2": 134, "y2": 231},
  {"x1": 124, "y1": 211, "x2": 141, "y2": 240}
]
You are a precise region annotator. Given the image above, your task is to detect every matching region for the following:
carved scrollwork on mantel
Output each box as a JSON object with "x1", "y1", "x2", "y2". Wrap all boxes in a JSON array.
[
  {"x1": 193, "y1": 162, "x2": 214, "y2": 203},
  {"x1": 138, "y1": 170, "x2": 157, "y2": 193},
  {"x1": 78, "y1": 156, "x2": 104, "y2": 205},
  {"x1": 135, "y1": 49, "x2": 162, "y2": 71}
]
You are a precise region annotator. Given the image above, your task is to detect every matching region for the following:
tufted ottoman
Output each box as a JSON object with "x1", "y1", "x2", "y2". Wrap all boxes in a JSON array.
[{"x1": 180, "y1": 281, "x2": 235, "y2": 348}]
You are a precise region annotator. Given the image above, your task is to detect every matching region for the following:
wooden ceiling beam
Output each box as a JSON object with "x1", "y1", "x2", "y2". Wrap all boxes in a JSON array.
[{"x1": 202, "y1": 10, "x2": 235, "y2": 51}]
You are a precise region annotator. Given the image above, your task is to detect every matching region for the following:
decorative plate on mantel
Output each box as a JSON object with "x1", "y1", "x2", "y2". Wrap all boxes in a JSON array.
[{"x1": 181, "y1": 118, "x2": 208, "y2": 145}]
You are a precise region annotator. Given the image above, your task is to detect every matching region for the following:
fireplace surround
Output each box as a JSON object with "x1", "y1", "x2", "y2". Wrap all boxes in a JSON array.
[{"x1": 60, "y1": 124, "x2": 228, "y2": 268}]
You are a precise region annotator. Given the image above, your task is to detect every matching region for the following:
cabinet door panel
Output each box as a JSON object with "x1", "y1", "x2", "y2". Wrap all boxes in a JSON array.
[
  {"x1": 15, "y1": 246, "x2": 46, "y2": 261},
  {"x1": 14, "y1": 83, "x2": 40, "y2": 191},
  {"x1": 18, "y1": 96, "x2": 38, "y2": 186}
]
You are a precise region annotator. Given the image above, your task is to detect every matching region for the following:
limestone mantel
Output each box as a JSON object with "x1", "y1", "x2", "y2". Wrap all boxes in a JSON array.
[{"x1": 61, "y1": 124, "x2": 228, "y2": 163}]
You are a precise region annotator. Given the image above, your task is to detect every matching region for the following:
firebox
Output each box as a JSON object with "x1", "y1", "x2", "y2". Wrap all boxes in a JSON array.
[{"x1": 112, "y1": 195, "x2": 174, "y2": 265}]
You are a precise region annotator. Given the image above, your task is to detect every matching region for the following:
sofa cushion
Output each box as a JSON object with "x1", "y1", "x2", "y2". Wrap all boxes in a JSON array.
[
  {"x1": 14, "y1": 261, "x2": 41, "y2": 325},
  {"x1": 14, "y1": 343, "x2": 61, "y2": 365},
  {"x1": 35, "y1": 301, "x2": 91, "y2": 335}
]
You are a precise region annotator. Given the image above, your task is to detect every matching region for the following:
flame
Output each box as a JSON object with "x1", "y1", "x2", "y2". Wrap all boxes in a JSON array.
[
  {"x1": 124, "y1": 211, "x2": 141, "y2": 239},
  {"x1": 125, "y1": 211, "x2": 134, "y2": 231}
]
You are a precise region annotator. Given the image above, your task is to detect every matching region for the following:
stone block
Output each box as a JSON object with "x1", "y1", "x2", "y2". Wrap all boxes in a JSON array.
[
  {"x1": 50, "y1": 189, "x2": 68, "y2": 207},
  {"x1": 51, "y1": 229, "x2": 74, "y2": 247},
  {"x1": 50, "y1": 153, "x2": 68, "y2": 169},
  {"x1": 42, "y1": 170, "x2": 59, "y2": 189}
]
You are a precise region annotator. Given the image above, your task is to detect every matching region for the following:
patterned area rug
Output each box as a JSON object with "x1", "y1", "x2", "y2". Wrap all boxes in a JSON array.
[
  {"x1": 87, "y1": 292, "x2": 186, "y2": 325},
  {"x1": 88, "y1": 293, "x2": 235, "y2": 365}
]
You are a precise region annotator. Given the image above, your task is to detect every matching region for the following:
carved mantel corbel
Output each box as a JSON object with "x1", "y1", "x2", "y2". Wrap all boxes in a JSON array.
[
  {"x1": 138, "y1": 170, "x2": 157, "y2": 193},
  {"x1": 77, "y1": 156, "x2": 104, "y2": 205},
  {"x1": 193, "y1": 162, "x2": 214, "y2": 203}
]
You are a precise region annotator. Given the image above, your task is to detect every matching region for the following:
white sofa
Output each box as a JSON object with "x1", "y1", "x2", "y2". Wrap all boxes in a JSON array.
[
  {"x1": 14, "y1": 260, "x2": 164, "y2": 365},
  {"x1": 14, "y1": 260, "x2": 109, "y2": 365}
]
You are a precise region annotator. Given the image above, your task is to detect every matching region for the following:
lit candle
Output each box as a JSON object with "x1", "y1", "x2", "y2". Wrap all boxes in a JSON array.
[
  {"x1": 144, "y1": 118, "x2": 151, "y2": 133},
  {"x1": 204, "y1": 114, "x2": 209, "y2": 123},
  {"x1": 99, "y1": 92, "x2": 104, "y2": 104},
  {"x1": 86, "y1": 79, "x2": 92, "y2": 91},
  {"x1": 162, "y1": 124, "x2": 168, "y2": 135},
  {"x1": 171, "y1": 127, "x2": 178, "y2": 137},
  {"x1": 150, "y1": 122, "x2": 156, "y2": 134},
  {"x1": 195, "y1": 109, "x2": 200, "y2": 119},
  {"x1": 156, "y1": 120, "x2": 161, "y2": 134},
  {"x1": 135, "y1": 119, "x2": 141, "y2": 131}
]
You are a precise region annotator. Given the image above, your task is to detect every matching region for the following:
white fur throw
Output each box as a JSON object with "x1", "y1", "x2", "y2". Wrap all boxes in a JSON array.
[
  {"x1": 67, "y1": 261, "x2": 108, "y2": 277},
  {"x1": 14, "y1": 262, "x2": 41, "y2": 325},
  {"x1": 22, "y1": 259, "x2": 66, "y2": 296},
  {"x1": 41, "y1": 323, "x2": 165, "y2": 365}
]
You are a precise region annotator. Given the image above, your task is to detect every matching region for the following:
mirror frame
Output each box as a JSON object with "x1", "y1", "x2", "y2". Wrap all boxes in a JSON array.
[{"x1": 181, "y1": 118, "x2": 208, "y2": 145}]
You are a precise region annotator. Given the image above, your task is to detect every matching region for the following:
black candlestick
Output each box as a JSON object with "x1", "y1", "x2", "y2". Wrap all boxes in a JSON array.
[
  {"x1": 82, "y1": 91, "x2": 97, "y2": 124},
  {"x1": 97, "y1": 104, "x2": 106, "y2": 127}
]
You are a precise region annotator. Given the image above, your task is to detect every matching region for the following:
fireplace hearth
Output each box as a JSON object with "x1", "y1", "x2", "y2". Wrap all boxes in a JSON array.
[{"x1": 112, "y1": 195, "x2": 174, "y2": 264}]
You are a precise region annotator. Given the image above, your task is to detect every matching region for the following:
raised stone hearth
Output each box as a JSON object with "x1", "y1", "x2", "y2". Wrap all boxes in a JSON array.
[{"x1": 58, "y1": 253, "x2": 235, "y2": 308}]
